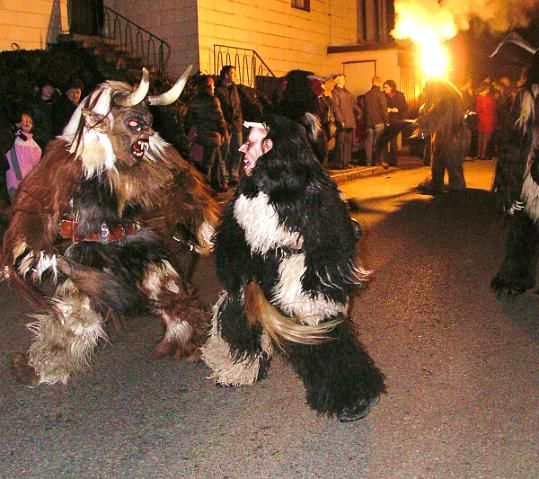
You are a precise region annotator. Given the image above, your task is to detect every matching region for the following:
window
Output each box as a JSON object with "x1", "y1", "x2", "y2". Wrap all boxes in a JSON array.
[
  {"x1": 357, "y1": 0, "x2": 394, "y2": 44},
  {"x1": 292, "y1": 0, "x2": 310, "y2": 12}
]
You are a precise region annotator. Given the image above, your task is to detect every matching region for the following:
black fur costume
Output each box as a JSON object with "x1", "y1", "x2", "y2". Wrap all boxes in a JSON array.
[
  {"x1": 202, "y1": 115, "x2": 385, "y2": 421},
  {"x1": 491, "y1": 34, "x2": 539, "y2": 295}
]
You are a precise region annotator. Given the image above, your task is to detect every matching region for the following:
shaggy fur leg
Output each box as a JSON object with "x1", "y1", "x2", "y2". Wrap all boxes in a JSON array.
[
  {"x1": 140, "y1": 260, "x2": 209, "y2": 360},
  {"x1": 491, "y1": 212, "x2": 539, "y2": 295},
  {"x1": 12, "y1": 280, "x2": 107, "y2": 386},
  {"x1": 284, "y1": 320, "x2": 385, "y2": 421},
  {"x1": 201, "y1": 292, "x2": 273, "y2": 386}
]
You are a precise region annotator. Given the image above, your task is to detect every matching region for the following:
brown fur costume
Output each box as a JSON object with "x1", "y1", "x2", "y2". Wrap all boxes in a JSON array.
[
  {"x1": 2, "y1": 68, "x2": 219, "y2": 385},
  {"x1": 415, "y1": 78, "x2": 471, "y2": 194}
]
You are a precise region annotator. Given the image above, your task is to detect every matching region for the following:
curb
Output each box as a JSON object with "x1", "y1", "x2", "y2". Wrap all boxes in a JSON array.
[
  {"x1": 328, "y1": 165, "x2": 397, "y2": 185},
  {"x1": 328, "y1": 155, "x2": 427, "y2": 185}
]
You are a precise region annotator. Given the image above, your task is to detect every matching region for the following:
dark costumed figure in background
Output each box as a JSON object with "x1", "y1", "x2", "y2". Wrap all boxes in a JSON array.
[
  {"x1": 415, "y1": 78, "x2": 471, "y2": 194},
  {"x1": 201, "y1": 115, "x2": 385, "y2": 422},
  {"x1": 489, "y1": 33, "x2": 539, "y2": 295},
  {"x1": 276, "y1": 69, "x2": 328, "y2": 163},
  {"x1": 1, "y1": 67, "x2": 220, "y2": 386}
]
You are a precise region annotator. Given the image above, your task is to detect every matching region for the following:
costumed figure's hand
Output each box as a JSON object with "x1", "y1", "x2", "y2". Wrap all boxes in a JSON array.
[{"x1": 1, "y1": 206, "x2": 59, "y2": 283}]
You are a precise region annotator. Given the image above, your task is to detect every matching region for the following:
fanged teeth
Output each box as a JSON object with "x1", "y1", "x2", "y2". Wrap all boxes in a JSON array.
[{"x1": 133, "y1": 140, "x2": 148, "y2": 157}]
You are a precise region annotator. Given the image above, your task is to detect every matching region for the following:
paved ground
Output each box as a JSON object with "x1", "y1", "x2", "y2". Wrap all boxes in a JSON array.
[{"x1": 0, "y1": 158, "x2": 537, "y2": 479}]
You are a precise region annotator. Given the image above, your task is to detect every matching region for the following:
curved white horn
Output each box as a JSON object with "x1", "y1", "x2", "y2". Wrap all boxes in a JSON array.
[
  {"x1": 147, "y1": 65, "x2": 193, "y2": 106},
  {"x1": 490, "y1": 32, "x2": 539, "y2": 58},
  {"x1": 114, "y1": 67, "x2": 150, "y2": 106}
]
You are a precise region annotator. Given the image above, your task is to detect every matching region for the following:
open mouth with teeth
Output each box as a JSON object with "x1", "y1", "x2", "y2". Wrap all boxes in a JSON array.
[{"x1": 131, "y1": 139, "x2": 149, "y2": 158}]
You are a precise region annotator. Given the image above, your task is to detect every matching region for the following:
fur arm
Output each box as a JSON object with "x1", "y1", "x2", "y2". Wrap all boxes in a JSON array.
[
  {"x1": 215, "y1": 199, "x2": 253, "y2": 294},
  {"x1": 104, "y1": 138, "x2": 219, "y2": 253},
  {"x1": 146, "y1": 144, "x2": 220, "y2": 254},
  {"x1": 300, "y1": 185, "x2": 367, "y2": 300},
  {"x1": 493, "y1": 89, "x2": 535, "y2": 214},
  {"x1": 1, "y1": 139, "x2": 82, "y2": 280}
]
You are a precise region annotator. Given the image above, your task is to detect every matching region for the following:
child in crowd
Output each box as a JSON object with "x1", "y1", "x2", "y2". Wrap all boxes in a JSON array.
[{"x1": 5, "y1": 112, "x2": 42, "y2": 201}]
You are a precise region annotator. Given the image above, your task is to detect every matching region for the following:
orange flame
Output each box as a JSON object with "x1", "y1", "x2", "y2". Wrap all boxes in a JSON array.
[{"x1": 392, "y1": 0, "x2": 457, "y2": 78}]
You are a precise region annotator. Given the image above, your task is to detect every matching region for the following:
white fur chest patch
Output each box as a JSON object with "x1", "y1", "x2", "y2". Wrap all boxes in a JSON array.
[{"x1": 233, "y1": 192, "x2": 303, "y2": 255}]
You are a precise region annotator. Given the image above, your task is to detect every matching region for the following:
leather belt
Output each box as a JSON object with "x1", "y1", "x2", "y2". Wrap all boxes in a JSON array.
[{"x1": 58, "y1": 219, "x2": 137, "y2": 243}]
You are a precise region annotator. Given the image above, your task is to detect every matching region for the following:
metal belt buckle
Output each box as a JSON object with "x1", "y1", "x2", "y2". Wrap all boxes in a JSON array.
[{"x1": 100, "y1": 222, "x2": 110, "y2": 242}]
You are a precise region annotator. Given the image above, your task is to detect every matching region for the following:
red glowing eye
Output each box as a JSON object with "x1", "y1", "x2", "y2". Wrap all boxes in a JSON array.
[{"x1": 127, "y1": 118, "x2": 142, "y2": 131}]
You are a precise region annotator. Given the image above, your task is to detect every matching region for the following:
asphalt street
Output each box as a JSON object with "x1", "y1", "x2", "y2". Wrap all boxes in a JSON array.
[{"x1": 0, "y1": 158, "x2": 537, "y2": 479}]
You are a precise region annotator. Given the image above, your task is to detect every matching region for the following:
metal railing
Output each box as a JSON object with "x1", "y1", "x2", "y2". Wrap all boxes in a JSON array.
[
  {"x1": 214, "y1": 44, "x2": 275, "y2": 89},
  {"x1": 102, "y1": 6, "x2": 170, "y2": 78}
]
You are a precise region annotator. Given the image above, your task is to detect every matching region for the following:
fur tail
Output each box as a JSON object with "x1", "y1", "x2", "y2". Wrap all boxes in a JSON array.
[{"x1": 243, "y1": 281, "x2": 342, "y2": 349}]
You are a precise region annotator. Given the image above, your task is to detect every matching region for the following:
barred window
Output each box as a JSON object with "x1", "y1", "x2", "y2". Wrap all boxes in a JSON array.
[{"x1": 292, "y1": 0, "x2": 310, "y2": 12}]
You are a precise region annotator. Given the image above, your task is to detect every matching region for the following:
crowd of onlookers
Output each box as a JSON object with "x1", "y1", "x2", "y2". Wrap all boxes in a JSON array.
[
  {"x1": 0, "y1": 64, "x2": 521, "y2": 203},
  {"x1": 458, "y1": 74, "x2": 516, "y2": 161},
  {"x1": 0, "y1": 75, "x2": 84, "y2": 204}
]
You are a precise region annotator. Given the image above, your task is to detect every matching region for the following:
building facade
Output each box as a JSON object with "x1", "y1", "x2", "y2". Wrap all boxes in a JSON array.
[{"x1": 0, "y1": 0, "x2": 422, "y2": 101}]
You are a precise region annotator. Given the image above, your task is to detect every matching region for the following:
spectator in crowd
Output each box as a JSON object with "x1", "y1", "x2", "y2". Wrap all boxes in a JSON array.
[
  {"x1": 52, "y1": 78, "x2": 84, "y2": 135},
  {"x1": 31, "y1": 76, "x2": 60, "y2": 150},
  {"x1": 215, "y1": 66, "x2": 243, "y2": 186},
  {"x1": 355, "y1": 94, "x2": 368, "y2": 165},
  {"x1": 490, "y1": 76, "x2": 514, "y2": 157},
  {"x1": 376, "y1": 79, "x2": 408, "y2": 167},
  {"x1": 363, "y1": 76, "x2": 388, "y2": 166},
  {"x1": 459, "y1": 77, "x2": 478, "y2": 158},
  {"x1": 186, "y1": 75, "x2": 229, "y2": 192},
  {"x1": 474, "y1": 81, "x2": 496, "y2": 160},
  {"x1": 5, "y1": 111, "x2": 42, "y2": 201},
  {"x1": 331, "y1": 73, "x2": 362, "y2": 169},
  {"x1": 318, "y1": 77, "x2": 336, "y2": 165}
]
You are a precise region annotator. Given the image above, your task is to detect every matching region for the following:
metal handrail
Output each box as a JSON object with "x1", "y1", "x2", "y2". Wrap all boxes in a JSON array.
[
  {"x1": 103, "y1": 5, "x2": 170, "y2": 78},
  {"x1": 214, "y1": 45, "x2": 275, "y2": 88}
]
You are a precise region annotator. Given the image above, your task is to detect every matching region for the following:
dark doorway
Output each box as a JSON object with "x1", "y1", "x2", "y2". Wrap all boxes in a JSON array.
[{"x1": 69, "y1": 0, "x2": 104, "y2": 36}]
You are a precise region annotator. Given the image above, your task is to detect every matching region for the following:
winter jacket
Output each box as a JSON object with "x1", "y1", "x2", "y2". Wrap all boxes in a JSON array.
[
  {"x1": 332, "y1": 86, "x2": 361, "y2": 130},
  {"x1": 215, "y1": 82, "x2": 243, "y2": 131},
  {"x1": 386, "y1": 90, "x2": 408, "y2": 124},
  {"x1": 186, "y1": 92, "x2": 228, "y2": 144},
  {"x1": 5, "y1": 131, "x2": 41, "y2": 198},
  {"x1": 474, "y1": 93, "x2": 496, "y2": 134},
  {"x1": 364, "y1": 86, "x2": 388, "y2": 128}
]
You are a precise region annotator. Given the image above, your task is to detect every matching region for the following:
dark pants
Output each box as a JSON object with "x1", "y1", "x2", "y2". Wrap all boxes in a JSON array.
[
  {"x1": 375, "y1": 121, "x2": 407, "y2": 166},
  {"x1": 200, "y1": 133, "x2": 226, "y2": 189},
  {"x1": 221, "y1": 125, "x2": 243, "y2": 182},
  {"x1": 334, "y1": 128, "x2": 355, "y2": 168}
]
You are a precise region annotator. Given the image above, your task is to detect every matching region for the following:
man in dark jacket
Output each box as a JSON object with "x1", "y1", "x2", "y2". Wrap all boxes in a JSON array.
[
  {"x1": 332, "y1": 74, "x2": 362, "y2": 168},
  {"x1": 363, "y1": 76, "x2": 388, "y2": 166},
  {"x1": 376, "y1": 79, "x2": 408, "y2": 167},
  {"x1": 186, "y1": 75, "x2": 229, "y2": 191},
  {"x1": 215, "y1": 66, "x2": 243, "y2": 186}
]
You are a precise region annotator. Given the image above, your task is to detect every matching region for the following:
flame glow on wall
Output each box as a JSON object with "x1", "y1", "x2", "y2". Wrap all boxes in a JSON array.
[{"x1": 392, "y1": 0, "x2": 457, "y2": 79}]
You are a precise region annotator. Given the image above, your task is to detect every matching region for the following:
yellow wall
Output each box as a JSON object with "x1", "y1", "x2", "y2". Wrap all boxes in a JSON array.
[
  {"x1": 108, "y1": 0, "x2": 359, "y2": 77},
  {"x1": 0, "y1": 0, "x2": 68, "y2": 51},
  {"x1": 106, "y1": 0, "x2": 199, "y2": 79},
  {"x1": 197, "y1": 0, "x2": 357, "y2": 77}
]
